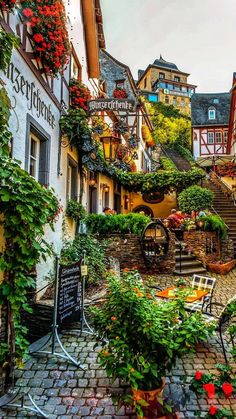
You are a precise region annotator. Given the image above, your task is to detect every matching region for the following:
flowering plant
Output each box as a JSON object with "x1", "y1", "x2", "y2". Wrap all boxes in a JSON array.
[
  {"x1": 113, "y1": 88, "x2": 128, "y2": 98},
  {"x1": 20, "y1": 0, "x2": 70, "y2": 75},
  {"x1": 0, "y1": 0, "x2": 17, "y2": 12},
  {"x1": 69, "y1": 79, "x2": 91, "y2": 112},
  {"x1": 199, "y1": 406, "x2": 234, "y2": 418},
  {"x1": 91, "y1": 272, "x2": 214, "y2": 393}
]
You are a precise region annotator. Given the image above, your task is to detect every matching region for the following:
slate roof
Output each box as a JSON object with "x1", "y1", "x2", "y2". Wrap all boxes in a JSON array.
[
  {"x1": 191, "y1": 93, "x2": 231, "y2": 126},
  {"x1": 153, "y1": 55, "x2": 179, "y2": 71}
]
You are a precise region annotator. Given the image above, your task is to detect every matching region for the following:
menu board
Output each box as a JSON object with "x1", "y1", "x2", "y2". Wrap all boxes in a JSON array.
[{"x1": 57, "y1": 262, "x2": 82, "y2": 328}]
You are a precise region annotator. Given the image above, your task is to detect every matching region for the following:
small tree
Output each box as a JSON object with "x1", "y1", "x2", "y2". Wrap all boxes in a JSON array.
[{"x1": 178, "y1": 186, "x2": 214, "y2": 215}]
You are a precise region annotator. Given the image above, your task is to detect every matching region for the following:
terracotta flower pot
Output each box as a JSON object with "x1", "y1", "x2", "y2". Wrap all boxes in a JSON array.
[
  {"x1": 132, "y1": 379, "x2": 167, "y2": 419},
  {"x1": 207, "y1": 259, "x2": 236, "y2": 275}
]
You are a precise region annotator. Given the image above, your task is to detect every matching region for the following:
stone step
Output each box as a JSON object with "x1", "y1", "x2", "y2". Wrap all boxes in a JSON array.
[
  {"x1": 175, "y1": 260, "x2": 204, "y2": 269},
  {"x1": 174, "y1": 267, "x2": 207, "y2": 275},
  {"x1": 175, "y1": 254, "x2": 196, "y2": 261}
]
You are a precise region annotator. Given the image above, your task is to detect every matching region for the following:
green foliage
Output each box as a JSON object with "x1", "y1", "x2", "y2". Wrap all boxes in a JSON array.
[
  {"x1": 61, "y1": 235, "x2": 108, "y2": 287},
  {"x1": 65, "y1": 199, "x2": 86, "y2": 222},
  {"x1": 113, "y1": 168, "x2": 205, "y2": 194},
  {"x1": 178, "y1": 186, "x2": 214, "y2": 213},
  {"x1": 159, "y1": 156, "x2": 176, "y2": 170},
  {"x1": 0, "y1": 30, "x2": 19, "y2": 72},
  {"x1": 150, "y1": 102, "x2": 191, "y2": 149},
  {"x1": 203, "y1": 214, "x2": 228, "y2": 239},
  {"x1": 0, "y1": 82, "x2": 59, "y2": 365},
  {"x1": 174, "y1": 143, "x2": 195, "y2": 163},
  {"x1": 91, "y1": 272, "x2": 214, "y2": 394},
  {"x1": 85, "y1": 213, "x2": 150, "y2": 237}
]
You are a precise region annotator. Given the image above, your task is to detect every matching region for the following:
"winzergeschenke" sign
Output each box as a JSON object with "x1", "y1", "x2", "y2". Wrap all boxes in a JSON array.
[{"x1": 88, "y1": 98, "x2": 136, "y2": 114}]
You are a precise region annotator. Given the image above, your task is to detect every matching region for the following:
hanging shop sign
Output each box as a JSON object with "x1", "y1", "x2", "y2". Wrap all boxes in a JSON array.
[
  {"x1": 3, "y1": 62, "x2": 56, "y2": 128},
  {"x1": 87, "y1": 98, "x2": 136, "y2": 114}
]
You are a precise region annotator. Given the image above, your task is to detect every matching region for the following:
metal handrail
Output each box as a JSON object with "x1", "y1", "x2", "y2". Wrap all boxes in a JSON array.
[
  {"x1": 210, "y1": 206, "x2": 229, "y2": 231},
  {"x1": 210, "y1": 171, "x2": 236, "y2": 206}
]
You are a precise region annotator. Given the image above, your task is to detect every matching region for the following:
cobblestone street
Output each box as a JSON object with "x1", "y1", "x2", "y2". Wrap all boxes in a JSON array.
[{"x1": 1, "y1": 270, "x2": 236, "y2": 419}]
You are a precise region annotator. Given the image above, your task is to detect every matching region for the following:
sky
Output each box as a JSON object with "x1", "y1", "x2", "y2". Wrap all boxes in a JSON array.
[{"x1": 100, "y1": 0, "x2": 236, "y2": 93}]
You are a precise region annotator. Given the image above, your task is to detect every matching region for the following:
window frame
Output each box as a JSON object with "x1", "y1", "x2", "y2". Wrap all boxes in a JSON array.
[
  {"x1": 215, "y1": 131, "x2": 222, "y2": 144},
  {"x1": 224, "y1": 131, "x2": 228, "y2": 143},
  {"x1": 174, "y1": 76, "x2": 180, "y2": 82},
  {"x1": 159, "y1": 72, "x2": 165, "y2": 80},
  {"x1": 25, "y1": 114, "x2": 51, "y2": 187},
  {"x1": 66, "y1": 155, "x2": 78, "y2": 202},
  {"x1": 29, "y1": 133, "x2": 40, "y2": 181},
  {"x1": 70, "y1": 44, "x2": 82, "y2": 81},
  {"x1": 208, "y1": 108, "x2": 216, "y2": 120},
  {"x1": 207, "y1": 132, "x2": 214, "y2": 144}
]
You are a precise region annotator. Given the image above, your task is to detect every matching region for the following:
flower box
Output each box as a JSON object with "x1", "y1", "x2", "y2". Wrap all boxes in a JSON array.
[{"x1": 207, "y1": 259, "x2": 236, "y2": 275}]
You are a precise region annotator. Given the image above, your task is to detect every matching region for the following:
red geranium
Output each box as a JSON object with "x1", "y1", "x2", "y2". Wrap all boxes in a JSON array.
[
  {"x1": 195, "y1": 371, "x2": 202, "y2": 381},
  {"x1": 20, "y1": 0, "x2": 70, "y2": 76},
  {"x1": 203, "y1": 383, "x2": 215, "y2": 398},
  {"x1": 69, "y1": 79, "x2": 91, "y2": 112},
  {"x1": 113, "y1": 88, "x2": 128, "y2": 99},
  {"x1": 222, "y1": 382, "x2": 234, "y2": 398},
  {"x1": 209, "y1": 406, "x2": 218, "y2": 416},
  {"x1": 0, "y1": 0, "x2": 17, "y2": 11}
]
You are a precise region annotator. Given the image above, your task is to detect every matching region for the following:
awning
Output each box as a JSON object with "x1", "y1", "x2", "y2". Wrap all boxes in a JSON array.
[{"x1": 196, "y1": 155, "x2": 235, "y2": 167}]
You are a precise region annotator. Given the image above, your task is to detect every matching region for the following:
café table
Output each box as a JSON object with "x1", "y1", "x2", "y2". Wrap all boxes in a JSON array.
[{"x1": 156, "y1": 286, "x2": 209, "y2": 310}]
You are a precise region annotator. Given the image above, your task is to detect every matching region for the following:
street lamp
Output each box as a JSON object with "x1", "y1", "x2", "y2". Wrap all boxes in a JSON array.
[{"x1": 100, "y1": 136, "x2": 120, "y2": 162}]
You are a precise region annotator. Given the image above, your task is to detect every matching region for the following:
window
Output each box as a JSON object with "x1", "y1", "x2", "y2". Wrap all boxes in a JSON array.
[
  {"x1": 115, "y1": 79, "x2": 125, "y2": 89},
  {"x1": 165, "y1": 95, "x2": 169, "y2": 104},
  {"x1": 173, "y1": 85, "x2": 180, "y2": 91},
  {"x1": 70, "y1": 47, "x2": 82, "y2": 81},
  {"x1": 159, "y1": 72, "x2": 165, "y2": 79},
  {"x1": 172, "y1": 97, "x2": 177, "y2": 106},
  {"x1": 213, "y1": 98, "x2": 219, "y2": 104},
  {"x1": 208, "y1": 107, "x2": 216, "y2": 120},
  {"x1": 148, "y1": 94, "x2": 158, "y2": 102},
  {"x1": 144, "y1": 77, "x2": 147, "y2": 88},
  {"x1": 167, "y1": 83, "x2": 173, "y2": 90},
  {"x1": 29, "y1": 134, "x2": 40, "y2": 180},
  {"x1": 215, "y1": 132, "x2": 222, "y2": 143},
  {"x1": 25, "y1": 115, "x2": 51, "y2": 186},
  {"x1": 174, "y1": 76, "x2": 180, "y2": 82},
  {"x1": 181, "y1": 86, "x2": 187, "y2": 92},
  {"x1": 180, "y1": 100, "x2": 185, "y2": 107},
  {"x1": 159, "y1": 82, "x2": 165, "y2": 88},
  {"x1": 103, "y1": 190, "x2": 109, "y2": 208},
  {"x1": 208, "y1": 132, "x2": 214, "y2": 144},
  {"x1": 67, "y1": 157, "x2": 78, "y2": 201},
  {"x1": 224, "y1": 131, "x2": 228, "y2": 143}
]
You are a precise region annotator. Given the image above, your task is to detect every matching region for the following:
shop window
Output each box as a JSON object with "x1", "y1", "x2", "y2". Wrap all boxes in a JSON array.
[
  {"x1": 208, "y1": 132, "x2": 214, "y2": 144},
  {"x1": 67, "y1": 157, "x2": 78, "y2": 201},
  {"x1": 215, "y1": 132, "x2": 222, "y2": 143},
  {"x1": 25, "y1": 115, "x2": 51, "y2": 186},
  {"x1": 208, "y1": 107, "x2": 216, "y2": 120}
]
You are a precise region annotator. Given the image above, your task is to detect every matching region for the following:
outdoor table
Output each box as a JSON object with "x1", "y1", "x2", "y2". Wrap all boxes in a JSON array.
[{"x1": 156, "y1": 286, "x2": 209, "y2": 304}]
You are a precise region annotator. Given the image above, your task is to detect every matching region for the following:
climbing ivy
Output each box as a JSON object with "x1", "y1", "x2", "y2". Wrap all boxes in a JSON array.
[{"x1": 0, "y1": 38, "x2": 59, "y2": 369}]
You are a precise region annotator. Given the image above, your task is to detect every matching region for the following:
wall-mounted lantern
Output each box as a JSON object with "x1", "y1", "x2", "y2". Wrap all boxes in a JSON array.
[{"x1": 100, "y1": 136, "x2": 120, "y2": 162}]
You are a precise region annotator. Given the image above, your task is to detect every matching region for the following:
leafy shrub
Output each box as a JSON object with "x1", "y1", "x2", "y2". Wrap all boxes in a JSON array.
[
  {"x1": 159, "y1": 156, "x2": 176, "y2": 170},
  {"x1": 85, "y1": 213, "x2": 150, "y2": 236},
  {"x1": 178, "y1": 186, "x2": 214, "y2": 213},
  {"x1": 174, "y1": 143, "x2": 195, "y2": 162},
  {"x1": 65, "y1": 199, "x2": 86, "y2": 222},
  {"x1": 203, "y1": 214, "x2": 228, "y2": 239},
  {"x1": 61, "y1": 235, "x2": 108, "y2": 286}
]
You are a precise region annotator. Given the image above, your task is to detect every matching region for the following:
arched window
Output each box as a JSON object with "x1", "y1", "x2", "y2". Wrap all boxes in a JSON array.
[{"x1": 208, "y1": 107, "x2": 216, "y2": 120}]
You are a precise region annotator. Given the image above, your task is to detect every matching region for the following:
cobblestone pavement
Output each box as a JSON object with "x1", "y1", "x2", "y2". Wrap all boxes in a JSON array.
[{"x1": 1, "y1": 270, "x2": 236, "y2": 419}]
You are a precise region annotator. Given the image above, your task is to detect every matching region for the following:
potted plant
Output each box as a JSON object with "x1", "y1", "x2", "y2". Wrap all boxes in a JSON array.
[
  {"x1": 91, "y1": 272, "x2": 214, "y2": 418},
  {"x1": 206, "y1": 257, "x2": 236, "y2": 275}
]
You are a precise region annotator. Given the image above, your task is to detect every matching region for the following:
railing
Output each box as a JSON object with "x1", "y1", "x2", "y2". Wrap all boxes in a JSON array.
[{"x1": 210, "y1": 171, "x2": 236, "y2": 206}]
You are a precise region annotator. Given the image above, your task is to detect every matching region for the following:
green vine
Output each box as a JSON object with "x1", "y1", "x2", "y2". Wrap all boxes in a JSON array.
[{"x1": 0, "y1": 38, "x2": 59, "y2": 370}]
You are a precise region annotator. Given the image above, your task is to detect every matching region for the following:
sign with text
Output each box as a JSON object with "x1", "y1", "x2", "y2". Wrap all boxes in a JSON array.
[
  {"x1": 88, "y1": 98, "x2": 136, "y2": 114},
  {"x1": 57, "y1": 262, "x2": 81, "y2": 328}
]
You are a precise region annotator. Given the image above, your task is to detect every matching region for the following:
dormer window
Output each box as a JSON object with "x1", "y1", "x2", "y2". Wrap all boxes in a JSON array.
[
  {"x1": 115, "y1": 80, "x2": 125, "y2": 89},
  {"x1": 208, "y1": 107, "x2": 216, "y2": 120}
]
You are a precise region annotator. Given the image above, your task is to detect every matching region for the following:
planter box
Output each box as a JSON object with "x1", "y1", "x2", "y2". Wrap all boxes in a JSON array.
[{"x1": 207, "y1": 259, "x2": 236, "y2": 275}]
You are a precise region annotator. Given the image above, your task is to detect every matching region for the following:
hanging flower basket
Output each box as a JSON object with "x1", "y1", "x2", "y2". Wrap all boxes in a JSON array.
[
  {"x1": 0, "y1": 0, "x2": 17, "y2": 12},
  {"x1": 113, "y1": 88, "x2": 128, "y2": 98},
  {"x1": 141, "y1": 125, "x2": 155, "y2": 147}
]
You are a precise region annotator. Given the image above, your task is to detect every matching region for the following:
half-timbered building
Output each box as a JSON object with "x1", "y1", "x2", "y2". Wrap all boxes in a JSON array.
[{"x1": 191, "y1": 93, "x2": 231, "y2": 163}]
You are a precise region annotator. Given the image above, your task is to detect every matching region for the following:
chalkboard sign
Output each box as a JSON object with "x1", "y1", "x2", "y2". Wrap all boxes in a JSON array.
[{"x1": 57, "y1": 262, "x2": 82, "y2": 328}]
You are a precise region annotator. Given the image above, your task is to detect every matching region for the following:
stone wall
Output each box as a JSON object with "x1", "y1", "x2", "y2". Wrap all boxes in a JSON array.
[
  {"x1": 221, "y1": 238, "x2": 235, "y2": 262},
  {"x1": 22, "y1": 302, "x2": 53, "y2": 343},
  {"x1": 103, "y1": 232, "x2": 176, "y2": 274},
  {"x1": 183, "y1": 231, "x2": 220, "y2": 266}
]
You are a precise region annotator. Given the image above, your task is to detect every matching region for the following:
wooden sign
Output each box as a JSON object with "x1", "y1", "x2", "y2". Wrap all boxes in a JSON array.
[
  {"x1": 57, "y1": 262, "x2": 81, "y2": 328},
  {"x1": 87, "y1": 98, "x2": 136, "y2": 114}
]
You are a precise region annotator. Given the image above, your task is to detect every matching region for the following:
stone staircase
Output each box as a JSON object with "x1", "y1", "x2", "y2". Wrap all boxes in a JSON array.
[
  {"x1": 164, "y1": 148, "x2": 192, "y2": 171},
  {"x1": 206, "y1": 180, "x2": 236, "y2": 256},
  {"x1": 174, "y1": 242, "x2": 207, "y2": 275}
]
